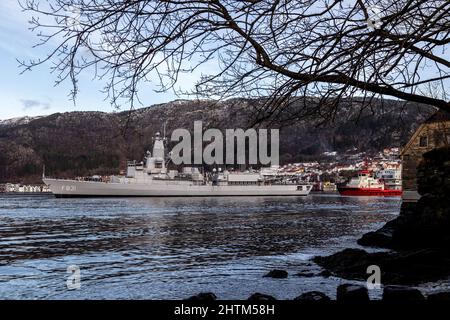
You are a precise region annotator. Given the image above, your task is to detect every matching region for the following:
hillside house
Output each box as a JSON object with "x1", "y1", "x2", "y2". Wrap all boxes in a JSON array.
[{"x1": 401, "y1": 110, "x2": 450, "y2": 202}]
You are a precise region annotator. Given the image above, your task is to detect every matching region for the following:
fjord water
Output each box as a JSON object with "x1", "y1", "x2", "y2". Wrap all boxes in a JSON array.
[{"x1": 0, "y1": 194, "x2": 400, "y2": 299}]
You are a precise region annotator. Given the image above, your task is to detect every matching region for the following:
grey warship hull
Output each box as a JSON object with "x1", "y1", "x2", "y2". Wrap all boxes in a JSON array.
[{"x1": 43, "y1": 178, "x2": 312, "y2": 197}]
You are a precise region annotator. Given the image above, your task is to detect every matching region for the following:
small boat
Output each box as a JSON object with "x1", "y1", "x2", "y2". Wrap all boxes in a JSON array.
[{"x1": 337, "y1": 170, "x2": 402, "y2": 197}]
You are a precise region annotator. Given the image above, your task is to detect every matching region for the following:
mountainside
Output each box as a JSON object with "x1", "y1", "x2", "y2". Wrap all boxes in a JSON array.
[{"x1": 0, "y1": 98, "x2": 434, "y2": 183}]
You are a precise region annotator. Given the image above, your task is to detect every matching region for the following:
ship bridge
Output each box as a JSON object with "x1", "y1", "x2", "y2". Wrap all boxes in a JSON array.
[{"x1": 127, "y1": 133, "x2": 167, "y2": 178}]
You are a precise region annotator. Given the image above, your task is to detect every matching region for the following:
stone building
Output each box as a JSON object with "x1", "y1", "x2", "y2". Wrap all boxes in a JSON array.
[{"x1": 401, "y1": 110, "x2": 450, "y2": 202}]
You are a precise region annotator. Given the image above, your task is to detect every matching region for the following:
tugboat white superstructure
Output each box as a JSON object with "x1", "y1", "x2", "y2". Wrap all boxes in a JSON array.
[{"x1": 43, "y1": 133, "x2": 312, "y2": 198}]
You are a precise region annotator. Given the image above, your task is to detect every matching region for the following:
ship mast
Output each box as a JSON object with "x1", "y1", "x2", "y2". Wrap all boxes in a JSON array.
[{"x1": 163, "y1": 121, "x2": 167, "y2": 141}]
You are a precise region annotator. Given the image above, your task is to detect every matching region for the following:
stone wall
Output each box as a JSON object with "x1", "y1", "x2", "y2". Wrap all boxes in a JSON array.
[{"x1": 401, "y1": 122, "x2": 450, "y2": 192}]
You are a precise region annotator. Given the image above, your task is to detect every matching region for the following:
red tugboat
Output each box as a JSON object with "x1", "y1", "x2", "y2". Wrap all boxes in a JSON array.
[{"x1": 337, "y1": 170, "x2": 402, "y2": 197}]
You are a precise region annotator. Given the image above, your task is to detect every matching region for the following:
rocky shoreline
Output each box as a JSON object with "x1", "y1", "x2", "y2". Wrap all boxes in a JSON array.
[
  {"x1": 187, "y1": 283, "x2": 450, "y2": 302},
  {"x1": 314, "y1": 247, "x2": 450, "y2": 285},
  {"x1": 313, "y1": 147, "x2": 450, "y2": 293},
  {"x1": 188, "y1": 148, "x2": 450, "y2": 301}
]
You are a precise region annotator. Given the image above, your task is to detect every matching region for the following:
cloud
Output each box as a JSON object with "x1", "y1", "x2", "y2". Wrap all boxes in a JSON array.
[{"x1": 20, "y1": 99, "x2": 51, "y2": 111}]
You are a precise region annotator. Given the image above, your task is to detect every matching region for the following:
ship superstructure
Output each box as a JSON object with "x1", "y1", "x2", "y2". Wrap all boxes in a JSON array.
[{"x1": 337, "y1": 170, "x2": 402, "y2": 197}]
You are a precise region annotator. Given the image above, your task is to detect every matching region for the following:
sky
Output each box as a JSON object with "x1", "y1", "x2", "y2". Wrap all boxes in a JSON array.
[
  {"x1": 0, "y1": 0, "x2": 182, "y2": 120},
  {"x1": 0, "y1": 1, "x2": 447, "y2": 121}
]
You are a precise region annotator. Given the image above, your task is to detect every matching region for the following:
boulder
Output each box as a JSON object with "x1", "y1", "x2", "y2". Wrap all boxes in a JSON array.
[
  {"x1": 319, "y1": 270, "x2": 332, "y2": 278},
  {"x1": 382, "y1": 286, "x2": 425, "y2": 302},
  {"x1": 357, "y1": 229, "x2": 393, "y2": 248},
  {"x1": 314, "y1": 247, "x2": 450, "y2": 285},
  {"x1": 314, "y1": 248, "x2": 386, "y2": 281},
  {"x1": 294, "y1": 291, "x2": 331, "y2": 302},
  {"x1": 186, "y1": 292, "x2": 217, "y2": 301},
  {"x1": 247, "y1": 293, "x2": 277, "y2": 301},
  {"x1": 336, "y1": 284, "x2": 369, "y2": 302},
  {"x1": 263, "y1": 269, "x2": 288, "y2": 279},
  {"x1": 427, "y1": 292, "x2": 450, "y2": 302}
]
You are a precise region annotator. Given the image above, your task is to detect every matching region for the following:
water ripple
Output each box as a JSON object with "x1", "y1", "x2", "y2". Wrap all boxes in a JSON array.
[{"x1": 0, "y1": 194, "x2": 402, "y2": 299}]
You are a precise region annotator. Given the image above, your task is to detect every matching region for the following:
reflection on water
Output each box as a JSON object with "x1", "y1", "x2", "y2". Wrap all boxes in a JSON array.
[{"x1": 0, "y1": 194, "x2": 401, "y2": 299}]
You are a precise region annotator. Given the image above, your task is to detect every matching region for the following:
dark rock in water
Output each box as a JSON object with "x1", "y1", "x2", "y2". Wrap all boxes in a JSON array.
[
  {"x1": 427, "y1": 292, "x2": 450, "y2": 302},
  {"x1": 317, "y1": 148, "x2": 450, "y2": 286},
  {"x1": 358, "y1": 228, "x2": 395, "y2": 248},
  {"x1": 294, "y1": 291, "x2": 331, "y2": 302},
  {"x1": 247, "y1": 293, "x2": 277, "y2": 301},
  {"x1": 319, "y1": 270, "x2": 332, "y2": 278},
  {"x1": 314, "y1": 248, "x2": 385, "y2": 281},
  {"x1": 314, "y1": 247, "x2": 450, "y2": 285},
  {"x1": 336, "y1": 284, "x2": 369, "y2": 302},
  {"x1": 186, "y1": 292, "x2": 217, "y2": 301},
  {"x1": 382, "y1": 286, "x2": 425, "y2": 302},
  {"x1": 263, "y1": 269, "x2": 288, "y2": 279}
]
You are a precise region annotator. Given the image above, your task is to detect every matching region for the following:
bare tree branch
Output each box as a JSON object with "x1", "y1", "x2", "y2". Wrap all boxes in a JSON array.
[{"x1": 18, "y1": 0, "x2": 450, "y2": 123}]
